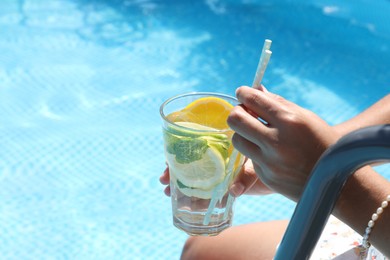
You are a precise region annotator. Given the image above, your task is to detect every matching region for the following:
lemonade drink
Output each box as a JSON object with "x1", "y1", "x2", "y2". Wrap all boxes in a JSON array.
[{"x1": 160, "y1": 93, "x2": 244, "y2": 236}]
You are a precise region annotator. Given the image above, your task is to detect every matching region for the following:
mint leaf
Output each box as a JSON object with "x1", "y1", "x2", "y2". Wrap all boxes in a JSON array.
[
  {"x1": 164, "y1": 131, "x2": 209, "y2": 163},
  {"x1": 177, "y1": 179, "x2": 190, "y2": 189},
  {"x1": 164, "y1": 126, "x2": 231, "y2": 164},
  {"x1": 164, "y1": 131, "x2": 181, "y2": 154},
  {"x1": 173, "y1": 137, "x2": 208, "y2": 164}
]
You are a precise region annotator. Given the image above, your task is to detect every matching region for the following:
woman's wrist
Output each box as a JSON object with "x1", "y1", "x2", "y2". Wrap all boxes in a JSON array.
[
  {"x1": 333, "y1": 166, "x2": 390, "y2": 255},
  {"x1": 334, "y1": 167, "x2": 385, "y2": 230}
]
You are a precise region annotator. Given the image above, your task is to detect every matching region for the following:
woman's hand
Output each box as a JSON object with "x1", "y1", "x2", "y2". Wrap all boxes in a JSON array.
[
  {"x1": 159, "y1": 166, "x2": 171, "y2": 197},
  {"x1": 229, "y1": 159, "x2": 274, "y2": 197},
  {"x1": 227, "y1": 86, "x2": 340, "y2": 201}
]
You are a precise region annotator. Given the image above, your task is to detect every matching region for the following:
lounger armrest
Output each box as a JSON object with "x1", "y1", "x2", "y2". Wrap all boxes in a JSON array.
[{"x1": 274, "y1": 124, "x2": 390, "y2": 260}]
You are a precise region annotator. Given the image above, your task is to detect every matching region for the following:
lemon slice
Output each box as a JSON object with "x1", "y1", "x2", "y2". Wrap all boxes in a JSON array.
[
  {"x1": 167, "y1": 97, "x2": 234, "y2": 130},
  {"x1": 169, "y1": 173, "x2": 215, "y2": 199},
  {"x1": 166, "y1": 146, "x2": 226, "y2": 190}
]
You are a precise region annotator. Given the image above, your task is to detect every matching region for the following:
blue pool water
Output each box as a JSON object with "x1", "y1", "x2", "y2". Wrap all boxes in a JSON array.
[{"x1": 1, "y1": 0, "x2": 389, "y2": 259}]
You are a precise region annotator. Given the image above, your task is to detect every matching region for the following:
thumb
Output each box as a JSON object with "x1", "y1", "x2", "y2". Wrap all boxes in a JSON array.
[{"x1": 229, "y1": 161, "x2": 258, "y2": 197}]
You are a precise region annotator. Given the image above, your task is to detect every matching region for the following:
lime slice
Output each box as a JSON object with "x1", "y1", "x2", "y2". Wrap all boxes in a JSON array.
[
  {"x1": 164, "y1": 121, "x2": 230, "y2": 163},
  {"x1": 175, "y1": 179, "x2": 214, "y2": 199},
  {"x1": 176, "y1": 121, "x2": 217, "y2": 131},
  {"x1": 169, "y1": 122, "x2": 227, "y2": 138},
  {"x1": 166, "y1": 146, "x2": 226, "y2": 190},
  {"x1": 177, "y1": 186, "x2": 214, "y2": 200}
]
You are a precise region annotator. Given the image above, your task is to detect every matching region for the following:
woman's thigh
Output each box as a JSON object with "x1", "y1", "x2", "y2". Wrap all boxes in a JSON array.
[{"x1": 181, "y1": 220, "x2": 289, "y2": 260}]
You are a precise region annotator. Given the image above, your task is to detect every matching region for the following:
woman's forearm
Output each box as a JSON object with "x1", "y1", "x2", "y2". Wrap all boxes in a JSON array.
[
  {"x1": 334, "y1": 166, "x2": 390, "y2": 256},
  {"x1": 332, "y1": 95, "x2": 390, "y2": 255},
  {"x1": 334, "y1": 94, "x2": 390, "y2": 135}
]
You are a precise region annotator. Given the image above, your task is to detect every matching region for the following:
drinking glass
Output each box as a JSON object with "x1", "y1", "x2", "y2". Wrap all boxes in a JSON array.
[{"x1": 160, "y1": 92, "x2": 245, "y2": 236}]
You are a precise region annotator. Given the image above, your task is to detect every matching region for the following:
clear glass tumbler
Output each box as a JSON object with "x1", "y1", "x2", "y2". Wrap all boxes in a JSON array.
[{"x1": 160, "y1": 92, "x2": 245, "y2": 236}]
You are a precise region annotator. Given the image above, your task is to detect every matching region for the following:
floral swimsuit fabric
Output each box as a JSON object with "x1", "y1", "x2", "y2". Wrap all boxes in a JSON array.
[{"x1": 310, "y1": 215, "x2": 387, "y2": 260}]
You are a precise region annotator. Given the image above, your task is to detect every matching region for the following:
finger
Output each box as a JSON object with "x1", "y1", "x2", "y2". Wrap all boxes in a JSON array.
[
  {"x1": 250, "y1": 162, "x2": 275, "y2": 193},
  {"x1": 228, "y1": 105, "x2": 269, "y2": 149},
  {"x1": 229, "y1": 161, "x2": 258, "y2": 197},
  {"x1": 159, "y1": 167, "x2": 170, "y2": 185},
  {"x1": 252, "y1": 162, "x2": 267, "y2": 185},
  {"x1": 164, "y1": 185, "x2": 171, "y2": 197},
  {"x1": 235, "y1": 86, "x2": 281, "y2": 125},
  {"x1": 231, "y1": 133, "x2": 263, "y2": 166}
]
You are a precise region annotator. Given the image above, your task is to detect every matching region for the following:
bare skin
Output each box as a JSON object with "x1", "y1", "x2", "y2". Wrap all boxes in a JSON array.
[
  {"x1": 181, "y1": 220, "x2": 288, "y2": 260},
  {"x1": 160, "y1": 87, "x2": 390, "y2": 259}
]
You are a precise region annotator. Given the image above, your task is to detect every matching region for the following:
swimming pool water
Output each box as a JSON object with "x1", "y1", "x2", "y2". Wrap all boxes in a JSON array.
[{"x1": 0, "y1": 0, "x2": 389, "y2": 259}]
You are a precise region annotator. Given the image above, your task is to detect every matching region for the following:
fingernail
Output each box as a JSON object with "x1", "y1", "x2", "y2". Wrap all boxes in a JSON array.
[
  {"x1": 260, "y1": 84, "x2": 269, "y2": 93},
  {"x1": 235, "y1": 86, "x2": 245, "y2": 97},
  {"x1": 230, "y1": 183, "x2": 245, "y2": 197},
  {"x1": 235, "y1": 87, "x2": 240, "y2": 97}
]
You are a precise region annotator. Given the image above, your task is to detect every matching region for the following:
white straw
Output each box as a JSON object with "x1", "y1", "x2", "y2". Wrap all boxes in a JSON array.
[
  {"x1": 203, "y1": 149, "x2": 239, "y2": 225},
  {"x1": 261, "y1": 39, "x2": 272, "y2": 60},
  {"x1": 252, "y1": 39, "x2": 272, "y2": 88}
]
